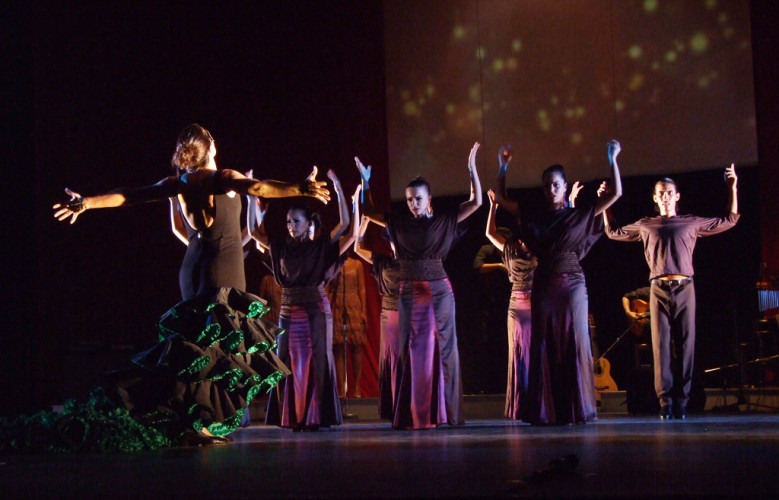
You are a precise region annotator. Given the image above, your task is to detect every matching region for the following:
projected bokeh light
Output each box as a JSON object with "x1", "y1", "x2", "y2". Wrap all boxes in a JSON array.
[{"x1": 384, "y1": 0, "x2": 757, "y2": 198}]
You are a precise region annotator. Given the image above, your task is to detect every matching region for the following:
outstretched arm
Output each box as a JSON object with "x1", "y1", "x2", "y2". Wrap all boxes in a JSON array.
[
  {"x1": 593, "y1": 140, "x2": 623, "y2": 216},
  {"x1": 485, "y1": 189, "x2": 506, "y2": 253},
  {"x1": 457, "y1": 141, "x2": 483, "y2": 223},
  {"x1": 53, "y1": 177, "x2": 180, "y2": 224},
  {"x1": 169, "y1": 197, "x2": 189, "y2": 245},
  {"x1": 495, "y1": 145, "x2": 520, "y2": 217},
  {"x1": 328, "y1": 169, "x2": 350, "y2": 244},
  {"x1": 220, "y1": 167, "x2": 331, "y2": 203},
  {"x1": 355, "y1": 156, "x2": 386, "y2": 226}
]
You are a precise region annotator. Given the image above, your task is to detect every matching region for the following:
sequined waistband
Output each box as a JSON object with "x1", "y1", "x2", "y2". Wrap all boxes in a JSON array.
[
  {"x1": 281, "y1": 284, "x2": 326, "y2": 305},
  {"x1": 540, "y1": 251, "x2": 581, "y2": 274},
  {"x1": 398, "y1": 259, "x2": 447, "y2": 281}
]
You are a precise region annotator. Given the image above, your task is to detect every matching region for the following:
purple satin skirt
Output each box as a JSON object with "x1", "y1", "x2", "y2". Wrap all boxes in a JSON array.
[
  {"x1": 505, "y1": 289, "x2": 532, "y2": 420},
  {"x1": 393, "y1": 278, "x2": 463, "y2": 429},
  {"x1": 524, "y1": 272, "x2": 597, "y2": 425},
  {"x1": 266, "y1": 296, "x2": 343, "y2": 429},
  {"x1": 378, "y1": 308, "x2": 399, "y2": 420}
]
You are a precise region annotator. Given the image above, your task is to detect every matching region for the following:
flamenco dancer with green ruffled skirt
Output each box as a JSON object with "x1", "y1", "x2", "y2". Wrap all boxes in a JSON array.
[{"x1": 2, "y1": 124, "x2": 330, "y2": 452}]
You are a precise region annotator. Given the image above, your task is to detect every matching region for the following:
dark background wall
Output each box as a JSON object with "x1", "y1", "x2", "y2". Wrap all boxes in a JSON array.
[{"x1": 3, "y1": 0, "x2": 777, "y2": 414}]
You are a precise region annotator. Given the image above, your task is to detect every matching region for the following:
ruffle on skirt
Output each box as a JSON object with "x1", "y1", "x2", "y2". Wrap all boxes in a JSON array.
[
  {"x1": 1, "y1": 288, "x2": 290, "y2": 453},
  {"x1": 116, "y1": 288, "x2": 291, "y2": 438}
]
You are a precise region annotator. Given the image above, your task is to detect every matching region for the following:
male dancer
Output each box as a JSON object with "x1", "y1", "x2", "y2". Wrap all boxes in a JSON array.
[{"x1": 603, "y1": 165, "x2": 739, "y2": 420}]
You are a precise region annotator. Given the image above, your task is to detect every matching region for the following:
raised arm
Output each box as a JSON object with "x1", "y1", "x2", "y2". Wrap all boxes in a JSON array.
[
  {"x1": 53, "y1": 177, "x2": 180, "y2": 224},
  {"x1": 457, "y1": 141, "x2": 483, "y2": 223},
  {"x1": 353, "y1": 215, "x2": 374, "y2": 265},
  {"x1": 169, "y1": 197, "x2": 189, "y2": 245},
  {"x1": 725, "y1": 163, "x2": 738, "y2": 214},
  {"x1": 485, "y1": 189, "x2": 506, "y2": 253},
  {"x1": 247, "y1": 195, "x2": 270, "y2": 251},
  {"x1": 337, "y1": 184, "x2": 362, "y2": 255},
  {"x1": 327, "y1": 169, "x2": 350, "y2": 244},
  {"x1": 355, "y1": 156, "x2": 386, "y2": 227},
  {"x1": 593, "y1": 140, "x2": 623, "y2": 216},
  {"x1": 569, "y1": 181, "x2": 583, "y2": 208},
  {"x1": 495, "y1": 145, "x2": 520, "y2": 218}
]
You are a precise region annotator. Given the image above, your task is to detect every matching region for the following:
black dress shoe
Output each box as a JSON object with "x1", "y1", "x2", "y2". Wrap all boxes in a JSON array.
[
  {"x1": 675, "y1": 406, "x2": 687, "y2": 420},
  {"x1": 659, "y1": 407, "x2": 673, "y2": 420}
]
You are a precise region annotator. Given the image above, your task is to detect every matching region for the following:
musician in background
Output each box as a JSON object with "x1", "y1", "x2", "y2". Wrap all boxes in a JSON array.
[{"x1": 622, "y1": 287, "x2": 651, "y2": 337}]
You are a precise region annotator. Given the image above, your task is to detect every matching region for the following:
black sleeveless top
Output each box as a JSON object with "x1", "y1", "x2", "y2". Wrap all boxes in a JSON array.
[{"x1": 178, "y1": 194, "x2": 246, "y2": 300}]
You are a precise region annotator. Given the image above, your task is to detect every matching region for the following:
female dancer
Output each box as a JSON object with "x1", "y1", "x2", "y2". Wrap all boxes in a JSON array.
[
  {"x1": 486, "y1": 180, "x2": 584, "y2": 419},
  {"x1": 359, "y1": 142, "x2": 482, "y2": 429},
  {"x1": 353, "y1": 190, "x2": 400, "y2": 420},
  {"x1": 250, "y1": 170, "x2": 360, "y2": 430},
  {"x1": 495, "y1": 140, "x2": 622, "y2": 425},
  {"x1": 50, "y1": 123, "x2": 330, "y2": 446}
]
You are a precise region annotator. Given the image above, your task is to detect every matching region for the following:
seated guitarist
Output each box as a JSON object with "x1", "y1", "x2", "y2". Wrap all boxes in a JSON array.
[{"x1": 622, "y1": 287, "x2": 651, "y2": 337}]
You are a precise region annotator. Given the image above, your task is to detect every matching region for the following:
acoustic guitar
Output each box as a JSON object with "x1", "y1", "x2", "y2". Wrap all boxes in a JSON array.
[
  {"x1": 589, "y1": 313, "x2": 618, "y2": 399},
  {"x1": 629, "y1": 299, "x2": 650, "y2": 337}
]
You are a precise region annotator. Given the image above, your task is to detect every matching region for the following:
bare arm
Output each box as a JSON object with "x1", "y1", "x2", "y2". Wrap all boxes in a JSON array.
[
  {"x1": 593, "y1": 140, "x2": 623, "y2": 216},
  {"x1": 53, "y1": 177, "x2": 180, "y2": 224},
  {"x1": 495, "y1": 145, "x2": 520, "y2": 217},
  {"x1": 355, "y1": 156, "x2": 386, "y2": 226},
  {"x1": 336, "y1": 185, "x2": 361, "y2": 255},
  {"x1": 457, "y1": 141, "x2": 483, "y2": 223},
  {"x1": 725, "y1": 163, "x2": 738, "y2": 214},
  {"x1": 220, "y1": 167, "x2": 331, "y2": 203},
  {"x1": 353, "y1": 216, "x2": 374, "y2": 265},
  {"x1": 169, "y1": 197, "x2": 189, "y2": 245},
  {"x1": 569, "y1": 181, "x2": 583, "y2": 208},
  {"x1": 622, "y1": 296, "x2": 640, "y2": 319},
  {"x1": 485, "y1": 189, "x2": 506, "y2": 253},
  {"x1": 328, "y1": 169, "x2": 350, "y2": 244}
]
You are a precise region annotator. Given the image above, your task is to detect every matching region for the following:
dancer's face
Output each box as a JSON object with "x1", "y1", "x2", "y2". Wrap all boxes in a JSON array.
[
  {"x1": 287, "y1": 209, "x2": 312, "y2": 239},
  {"x1": 542, "y1": 171, "x2": 567, "y2": 208},
  {"x1": 653, "y1": 181, "x2": 680, "y2": 216},
  {"x1": 405, "y1": 186, "x2": 431, "y2": 218}
]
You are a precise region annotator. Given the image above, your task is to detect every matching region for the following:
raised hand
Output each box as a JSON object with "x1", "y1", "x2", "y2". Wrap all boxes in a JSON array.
[
  {"x1": 468, "y1": 142, "x2": 481, "y2": 174},
  {"x1": 53, "y1": 188, "x2": 86, "y2": 224},
  {"x1": 354, "y1": 157, "x2": 372, "y2": 184},
  {"x1": 597, "y1": 181, "x2": 610, "y2": 198},
  {"x1": 569, "y1": 181, "x2": 583, "y2": 207},
  {"x1": 487, "y1": 188, "x2": 497, "y2": 207},
  {"x1": 498, "y1": 145, "x2": 512, "y2": 174},
  {"x1": 351, "y1": 184, "x2": 362, "y2": 213},
  {"x1": 301, "y1": 166, "x2": 331, "y2": 204},
  {"x1": 724, "y1": 163, "x2": 738, "y2": 188},
  {"x1": 607, "y1": 140, "x2": 621, "y2": 165}
]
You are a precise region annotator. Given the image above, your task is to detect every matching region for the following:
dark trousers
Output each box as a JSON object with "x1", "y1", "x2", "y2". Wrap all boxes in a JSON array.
[{"x1": 649, "y1": 279, "x2": 696, "y2": 409}]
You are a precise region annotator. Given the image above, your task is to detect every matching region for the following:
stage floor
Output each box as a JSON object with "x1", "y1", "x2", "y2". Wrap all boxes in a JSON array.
[{"x1": 1, "y1": 412, "x2": 777, "y2": 498}]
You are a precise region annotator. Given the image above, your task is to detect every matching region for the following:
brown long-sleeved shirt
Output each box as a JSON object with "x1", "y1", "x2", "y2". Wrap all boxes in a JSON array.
[{"x1": 605, "y1": 213, "x2": 740, "y2": 280}]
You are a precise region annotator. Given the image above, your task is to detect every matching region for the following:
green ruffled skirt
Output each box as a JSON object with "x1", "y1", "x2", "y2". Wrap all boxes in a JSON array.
[{"x1": 0, "y1": 288, "x2": 289, "y2": 453}]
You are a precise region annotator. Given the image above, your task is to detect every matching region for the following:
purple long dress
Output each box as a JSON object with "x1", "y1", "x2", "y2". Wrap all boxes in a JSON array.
[
  {"x1": 265, "y1": 234, "x2": 343, "y2": 429},
  {"x1": 388, "y1": 210, "x2": 464, "y2": 429},
  {"x1": 501, "y1": 240, "x2": 536, "y2": 420},
  {"x1": 521, "y1": 205, "x2": 602, "y2": 425},
  {"x1": 370, "y1": 253, "x2": 400, "y2": 420}
]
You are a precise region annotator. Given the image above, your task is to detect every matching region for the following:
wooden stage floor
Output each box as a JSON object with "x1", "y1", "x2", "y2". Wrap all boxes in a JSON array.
[{"x1": 1, "y1": 410, "x2": 778, "y2": 498}]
